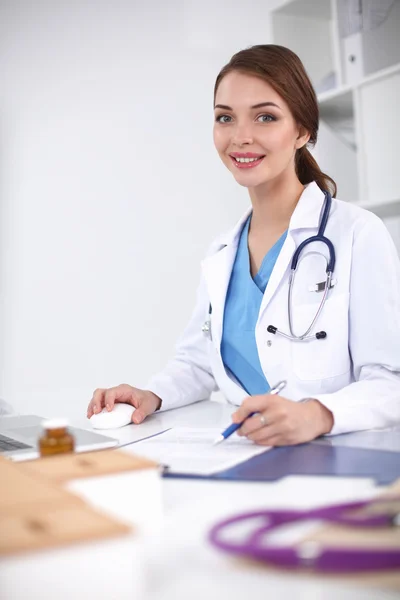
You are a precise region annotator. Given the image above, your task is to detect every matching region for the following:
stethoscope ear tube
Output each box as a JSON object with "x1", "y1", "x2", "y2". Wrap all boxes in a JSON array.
[
  {"x1": 291, "y1": 235, "x2": 335, "y2": 273},
  {"x1": 290, "y1": 191, "x2": 336, "y2": 273}
]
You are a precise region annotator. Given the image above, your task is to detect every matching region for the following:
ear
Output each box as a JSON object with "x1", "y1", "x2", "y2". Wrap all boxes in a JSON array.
[{"x1": 295, "y1": 126, "x2": 311, "y2": 150}]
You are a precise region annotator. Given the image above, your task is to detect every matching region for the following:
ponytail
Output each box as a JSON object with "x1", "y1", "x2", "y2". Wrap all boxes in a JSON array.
[{"x1": 295, "y1": 146, "x2": 337, "y2": 197}]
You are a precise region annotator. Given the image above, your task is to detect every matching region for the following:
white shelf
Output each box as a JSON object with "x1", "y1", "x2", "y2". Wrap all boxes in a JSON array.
[
  {"x1": 358, "y1": 61, "x2": 400, "y2": 89},
  {"x1": 317, "y1": 62, "x2": 400, "y2": 153},
  {"x1": 318, "y1": 62, "x2": 400, "y2": 115},
  {"x1": 271, "y1": 0, "x2": 400, "y2": 220},
  {"x1": 272, "y1": 0, "x2": 331, "y2": 19},
  {"x1": 318, "y1": 88, "x2": 353, "y2": 121}
]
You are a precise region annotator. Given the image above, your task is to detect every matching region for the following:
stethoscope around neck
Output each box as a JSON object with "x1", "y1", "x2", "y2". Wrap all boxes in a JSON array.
[
  {"x1": 202, "y1": 190, "x2": 336, "y2": 343},
  {"x1": 267, "y1": 190, "x2": 335, "y2": 342}
]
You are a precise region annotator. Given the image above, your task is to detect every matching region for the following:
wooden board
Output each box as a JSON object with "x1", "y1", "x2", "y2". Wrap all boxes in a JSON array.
[
  {"x1": 0, "y1": 456, "x2": 81, "y2": 516},
  {"x1": 0, "y1": 504, "x2": 130, "y2": 556},
  {"x1": 0, "y1": 455, "x2": 132, "y2": 556},
  {"x1": 19, "y1": 448, "x2": 159, "y2": 483}
]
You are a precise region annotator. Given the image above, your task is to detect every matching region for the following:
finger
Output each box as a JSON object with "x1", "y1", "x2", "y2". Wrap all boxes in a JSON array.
[
  {"x1": 88, "y1": 388, "x2": 106, "y2": 417},
  {"x1": 131, "y1": 403, "x2": 152, "y2": 424},
  {"x1": 103, "y1": 387, "x2": 124, "y2": 412},
  {"x1": 238, "y1": 412, "x2": 270, "y2": 437},
  {"x1": 253, "y1": 435, "x2": 282, "y2": 447},
  {"x1": 104, "y1": 384, "x2": 138, "y2": 412},
  {"x1": 238, "y1": 404, "x2": 285, "y2": 436},
  {"x1": 232, "y1": 394, "x2": 278, "y2": 424},
  {"x1": 246, "y1": 423, "x2": 280, "y2": 443}
]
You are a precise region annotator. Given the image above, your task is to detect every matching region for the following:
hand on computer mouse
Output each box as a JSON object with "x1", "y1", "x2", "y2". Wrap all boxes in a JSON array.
[{"x1": 87, "y1": 384, "x2": 161, "y2": 425}]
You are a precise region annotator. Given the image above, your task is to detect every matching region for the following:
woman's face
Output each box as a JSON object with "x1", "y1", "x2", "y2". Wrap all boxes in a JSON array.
[{"x1": 213, "y1": 71, "x2": 309, "y2": 189}]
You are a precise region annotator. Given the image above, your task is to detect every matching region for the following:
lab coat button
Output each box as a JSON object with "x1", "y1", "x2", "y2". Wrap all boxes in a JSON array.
[{"x1": 267, "y1": 340, "x2": 272, "y2": 347}]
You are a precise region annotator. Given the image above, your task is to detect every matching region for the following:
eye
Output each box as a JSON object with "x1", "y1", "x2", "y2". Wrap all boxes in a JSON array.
[
  {"x1": 257, "y1": 114, "x2": 276, "y2": 123},
  {"x1": 215, "y1": 114, "x2": 232, "y2": 124}
]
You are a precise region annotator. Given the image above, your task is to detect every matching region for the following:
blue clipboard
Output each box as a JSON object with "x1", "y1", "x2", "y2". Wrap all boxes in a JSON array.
[{"x1": 163, "y1": 442, "x2": 400, "y2": 485}]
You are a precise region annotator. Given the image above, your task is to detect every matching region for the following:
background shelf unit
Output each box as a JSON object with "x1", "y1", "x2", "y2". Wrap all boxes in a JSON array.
[{"x1": 271, "y1": 0, "x2": 400, "y2": 219}]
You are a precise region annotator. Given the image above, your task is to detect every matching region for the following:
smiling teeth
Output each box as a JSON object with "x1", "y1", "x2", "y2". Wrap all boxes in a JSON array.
[{"x1": 234, "y1": 157, "x2": 262, "y2": 163}]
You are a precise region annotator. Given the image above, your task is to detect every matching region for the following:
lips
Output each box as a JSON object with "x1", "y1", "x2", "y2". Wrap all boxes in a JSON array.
[
  {"x1": 229, "y1": 154, "x2": 265, "y2": 169},
  {"x1": 230, "y1": 152, "x2": 265, "y2": 159}
]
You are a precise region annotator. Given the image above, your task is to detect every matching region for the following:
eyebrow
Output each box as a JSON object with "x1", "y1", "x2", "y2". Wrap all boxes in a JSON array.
[{"x1": 214, "y1": 101, "x2": 282, "y2": 110}]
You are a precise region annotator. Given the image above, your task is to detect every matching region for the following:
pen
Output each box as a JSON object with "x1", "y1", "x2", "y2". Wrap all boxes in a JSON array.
[{"x1": 212, "y1": 380, "x2": 287, "y2": 446}]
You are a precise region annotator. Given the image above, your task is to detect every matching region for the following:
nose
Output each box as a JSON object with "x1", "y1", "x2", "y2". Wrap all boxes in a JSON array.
[{"x1": 232, "y1": 122, "x2": 254, "y2": 147}]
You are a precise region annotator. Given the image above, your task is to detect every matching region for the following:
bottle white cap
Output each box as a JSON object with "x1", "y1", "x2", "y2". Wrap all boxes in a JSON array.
[{"x1": 42, "y1": 418, "x2": 69, "y2": 430}]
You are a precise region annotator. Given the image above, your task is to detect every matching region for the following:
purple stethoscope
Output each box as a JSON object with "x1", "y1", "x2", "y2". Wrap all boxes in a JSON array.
[{"x1": 209, "y1": 497, "x2": 400, "y2": 572}]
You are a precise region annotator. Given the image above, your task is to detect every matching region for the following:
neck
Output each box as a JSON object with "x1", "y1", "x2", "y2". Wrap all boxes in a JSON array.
[{"x1": 249, "y1": 174, "x2": 304, "y2": 233}]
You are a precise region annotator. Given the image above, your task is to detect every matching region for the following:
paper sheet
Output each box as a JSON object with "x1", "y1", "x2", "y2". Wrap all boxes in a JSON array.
[{"x1": 132, "y1": 427, "x2": 269, "y2": 475}]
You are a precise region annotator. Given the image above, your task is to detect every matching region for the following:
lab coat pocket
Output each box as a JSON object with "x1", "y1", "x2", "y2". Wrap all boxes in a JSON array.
[{"x1": 291, "y1": 293, "x2": 350, "y2": 381}]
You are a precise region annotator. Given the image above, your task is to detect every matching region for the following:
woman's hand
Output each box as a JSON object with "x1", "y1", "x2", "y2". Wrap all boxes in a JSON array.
[
  {"x1": 232, "y1": 394, "x2": 334, "y2": 446},
  {"x1": 87, "y1": 384, "x2": 161, "y2": 424}
]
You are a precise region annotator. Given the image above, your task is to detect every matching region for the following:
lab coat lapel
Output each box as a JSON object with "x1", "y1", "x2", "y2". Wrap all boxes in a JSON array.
[
  {"x1": 201, "y1": 245, "x2": 237, "y2": 347},
  {"x1": 258, "y1": 234, "x2": 296, "y2": 316},
  {"x1": 201, "y1": 208, "x2": 251, "y2": 348}
]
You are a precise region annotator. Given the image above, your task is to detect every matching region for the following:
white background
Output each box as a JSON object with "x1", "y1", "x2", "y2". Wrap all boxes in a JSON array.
[{"x1": 0, "y1": 0, "x2": 398, "y2": 421}]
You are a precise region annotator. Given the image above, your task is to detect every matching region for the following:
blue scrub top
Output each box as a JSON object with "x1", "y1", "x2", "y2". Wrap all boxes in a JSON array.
[{"x1": 221, "y1": 216, "x2": 287, "y2": 395}]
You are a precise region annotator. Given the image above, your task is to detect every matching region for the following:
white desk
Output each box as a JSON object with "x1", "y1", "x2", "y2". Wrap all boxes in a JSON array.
[{"x1": 1, "y1": 401, "x2": 398, "y2": 600}]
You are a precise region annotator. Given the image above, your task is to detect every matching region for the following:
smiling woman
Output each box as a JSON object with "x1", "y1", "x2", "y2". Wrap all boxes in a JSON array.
[
  {"x1": 88, "y1": 45, "x2": 400, "y2": 448},
  {"x1": 213, "y1": 45, "x2": 336, "y2": 198}
]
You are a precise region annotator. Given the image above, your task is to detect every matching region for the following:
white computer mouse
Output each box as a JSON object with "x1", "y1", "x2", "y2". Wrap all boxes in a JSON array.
[{"x1": 89, "y1": 403, "x2": 134, "y2": 430}]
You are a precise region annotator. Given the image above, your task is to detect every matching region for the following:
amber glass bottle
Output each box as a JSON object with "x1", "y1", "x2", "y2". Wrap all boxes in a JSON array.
[{"x1": 39, "y1": 419, "x2": 75, "y2": 457}]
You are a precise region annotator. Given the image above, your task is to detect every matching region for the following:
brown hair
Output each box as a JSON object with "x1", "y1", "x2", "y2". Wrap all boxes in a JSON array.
[{"x1": 214, "y1": 45, "x2": 337, "y2": 197}]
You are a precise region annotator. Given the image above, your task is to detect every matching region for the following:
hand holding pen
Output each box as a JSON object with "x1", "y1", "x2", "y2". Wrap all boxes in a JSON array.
[
  {"x1": 213, "y1": 381, "x2": 287, "y2": 445},
  {"x1": 213, "y1": 379, "x2": 334, "y2": 446}
]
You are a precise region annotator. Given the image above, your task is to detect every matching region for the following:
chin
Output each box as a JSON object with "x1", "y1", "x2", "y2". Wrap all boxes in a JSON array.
[{"x1": 231, "y1": 171, "x2": 270, "y2": 189}]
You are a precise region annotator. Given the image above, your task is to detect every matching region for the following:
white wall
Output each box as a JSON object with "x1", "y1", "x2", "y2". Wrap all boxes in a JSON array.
[
  {"x1": 0, "y1": 0, "x2": 276, "y2": 421},
  {"x1": 1, "y1": 0, "x2": 398, "y2": 422}
]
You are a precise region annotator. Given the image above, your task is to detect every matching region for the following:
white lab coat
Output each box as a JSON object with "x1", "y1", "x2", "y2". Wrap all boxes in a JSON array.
[{"x1": 147, "y1": 182, "x2": 400, "y2": 435}]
